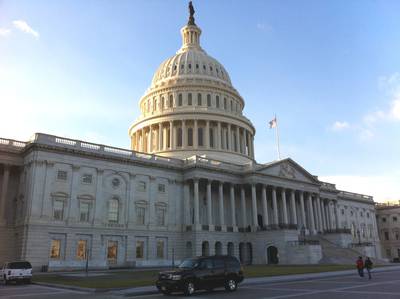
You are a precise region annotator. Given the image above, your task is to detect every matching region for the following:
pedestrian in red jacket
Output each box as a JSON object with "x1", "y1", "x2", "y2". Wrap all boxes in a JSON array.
[{"x1": 356, "y1": 256, "x2": 364, "y2": 277}]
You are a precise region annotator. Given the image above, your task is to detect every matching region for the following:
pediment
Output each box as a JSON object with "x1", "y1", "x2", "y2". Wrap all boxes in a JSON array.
[{"x1": 255, "y1": 158, "x2": 319, "y2": 184}]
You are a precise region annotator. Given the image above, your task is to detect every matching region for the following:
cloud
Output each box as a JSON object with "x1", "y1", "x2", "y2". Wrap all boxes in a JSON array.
[
  {"x1": 320, "y1": 174, "x2": 400, "y2": 203},
  {"x1": 331, "y1": 121, "x2": 350, "y2": 131},
  {"x1": 257, "y1": 22, "x2": 273, "y2": 32},
  {"x1": 390, "y1": 99, "x2": 400, "y2": 120},
  {"x1": 0, "y1": 28, "x2": 11, "y2": 37},
  {"x1": 12, "y1": 20, "x2": 39, "y2": 38}
]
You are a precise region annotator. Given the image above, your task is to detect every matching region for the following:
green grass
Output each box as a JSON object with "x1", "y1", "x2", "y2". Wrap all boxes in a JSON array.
[{"x1": 32, "y1": 264, "x2": 384, "y2": 289}]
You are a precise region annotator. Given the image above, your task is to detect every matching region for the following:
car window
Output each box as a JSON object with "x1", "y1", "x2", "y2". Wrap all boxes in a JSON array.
[
  {"x1": 227, "y1": 258, "x2": 240, "y2": 268},
  {"x1": 213, "y1": 259, "x2": 225, "y2": 269},
  {"x1": 178, "y1": 258, "x2": 199, "y2": 269},
  {"x1": 8, "y1": 262, "x2": 32, "y2": 269}
]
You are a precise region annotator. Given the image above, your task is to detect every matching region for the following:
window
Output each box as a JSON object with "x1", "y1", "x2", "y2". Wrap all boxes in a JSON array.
[
  {"x1": 350, "y1": 211, "x2": 354, "y2": 216},
  {"x1": 214, "y1": 259, "x2": 225, "y2": 269},
  {"x1": 136, "y1": 241, "x2": 144, "y2": 259},
  {"x1": 385, "y1": 231, "x2": 389, "y2": 240},
  {"x1": 177, "y1": 128, "x2": 183, "y2": 147},
  {"x1": 196, "y1": 64, "x2": 199, "y2": 69},
  {"x1": 161, "y1": 96, "x2": 165, "y2": 109},
  {"x1": 386, "y1": 249, "x2": 391, "y2": 257},
  {"x1": 198, "y1": 128, "x2": 203, "y2": 146},
  {"x1": 395, "y1": 231, "x2": 400, "y2": 240},
  {"x1": 158, "y1": 184, "x2": 166, "y2": 193},
  {"x1": 367, "y1": 212, "x2": 370, "y2": 218},
  {"x1": 53, "y1": 200, "x2": 64, "y2": 220},
  {"x1": 224, "y1": 98, "x2": 227, "y2": 109},
  {"x1": 188, "y1": 93, "x2": 192, "y2": 105},
  {"x1": 207, "y1": 94, "x2": 211, "y2": 107},
  {"x1": 107, "y1": 241, "x2": 118, "y2": 264},
  {"x1": 382, "y1": 217, "x2": 387, "y2": 223},
  {"x1": 108, "y1": 199, "x2": 119, "y2": 223},
  {"x1": 188, "y1": 128, "x2": 193, "y2": 146},
  {"x1": 79, "y1": 202, "x2": 90, "y2": 222},
  {"x1": 169, "y1": 95, "x2": 173, "y2": 108},
  {"x1": 136, "y1": 207, "x2": 145, "y2": 225},
  {"x1": 216, "y1": 96, "x2": 220, "y2": 108},
  {"x1": 210, "y1": 128, "x2": 214, "y2": 148},
  {"x1": 230, "y1": 100, "x2": 233, "y2": 111},
  {"x1": 137, "y1": 181, "x2": 146, "y2": 191},
  {"x1": 341, "y1": 209, "x2": 344, "y2": 215},
  {"x1": 188, "y1": 63, "x2": 191, "y2": 69},
  {"x1": 197, "y1": 93, "x2": 202, "y2": 106},
  {"x1": 156, "y1": 239, "x2": 165, "y2": 259},
  {"x1": 156, "y1": 207, "x2": 166, "y2": 226},
  {"x1": 76, "y1": 240, "x2": 87, "y2": 260},
  {"x1": 57, "y1": 170, "x2": 67, "y2": 181},
  {"x1": 178, "y1": 94, "x2": 183, "y2": 106},
  {"x1": 50, "y1": 240, "x2": 61, "y2": 259},
  {"x1": 112, "y1": 178, "x2": 120, "y2": 188},
  {"x1": 393, "y1": 216, "x2": 398, "y2": 222},
  {"x1": 82, "y1": 174, "x2": 92, "y2": 184}
]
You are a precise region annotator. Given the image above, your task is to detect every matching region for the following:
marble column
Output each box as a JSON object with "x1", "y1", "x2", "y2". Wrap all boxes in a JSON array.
[
  {"x1": 316, "y1": 195, "x2": 323, "y2": 232},
  {"x1": 193, "y1": 179, "x2": 200, "y2": 225},
  {"x1": 329, "y1": 201, "x2": 335, "y2": 229},
  {"x1": 320, "y1": 197, "x2": 326, "y2": 231},
  {"x1": 217, "y1": 122, "x2": 221, "y2": 150},
  {"x1": 183, "y1": 182, "x2": 190, "y2": 225},
  {"x1": 218, "y1": 182, "x2": 225, "y2": 226},
  {"x1": 169, "y1": 121, "x2": 174, "y2": 150},
  {"x1": 230, "y1": 184, "x2": 236, "y2": 227},
  {"x1": 307, "y1": 193, "x2": 315, "y2": 233},
  {"x1": 0, "y1": 164, "x2": 10, "y2": 221},
  {"x1": 148, "y1": 125, "x2": 153, "y2": 152},
  {"x1": 300, "y1": 191, "x2": 306, "y2": 229},
  {"x1": 207, "y1": 180, "x2": 212, "y2": 227},
  {"x1": 261, "y1": 185, "x2": 269, "y2": 227},
  {"x1": 251, "y1": 184, "x2": 258, "y2": 226},
  {"x1": 227, "y1": 124, "x2": 232, "y2": 151},
  {"x1": 272, "y1": 186, "x2": 279, "y2": 225},
  {"x1": 281, "y1": 188, "x2": 288, "y2": 225},
  {"x1": 194, "y1": 120, "x2": 198, "y2": 148},
  {"x1": 290, "y1": 189, "x2": 297, "y2": 225},
  {"x1": 240, "y1": 186, "x2": 247, "y2": 227},
  {"x1": 240, "y1": 129, "x2": 245, "y2": 154},
  {"x1": 244, "y1": 130, "x2": 249, "y2": 156},
  {"x1": 158, "y1": 123, "x2": 162, "y2": 151},
  {"x1": 205, "y1": 121, "x2": 210, "y2": 148},
  {"x1": 141, "y1": 128, "x2": 145, "y2": 152}
]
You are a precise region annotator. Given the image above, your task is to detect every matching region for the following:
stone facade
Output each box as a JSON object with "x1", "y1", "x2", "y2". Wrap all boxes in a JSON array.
[
  {"x1": 0, "y1": 9, "x2": 382, "y2": 271},
  {"x1": 376, "y1": 203, "x2": 400, "y2": 261}
]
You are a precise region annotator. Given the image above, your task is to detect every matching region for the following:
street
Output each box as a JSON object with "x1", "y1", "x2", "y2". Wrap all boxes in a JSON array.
[{"x1": 1, "y1": 268, "x2": 400, "y2": 298}]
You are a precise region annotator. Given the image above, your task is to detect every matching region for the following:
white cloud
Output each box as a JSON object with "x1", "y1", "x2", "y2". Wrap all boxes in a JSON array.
[
  {"x1": 12, "y1": 20, "x2": 39, "y2": 38},
  {"x1": 0, "y1": 28, "x2": 11, "y2": 37},
  {"x1": 257, "y1": 22, "x2": 273, "y2": 32},
  {"x1": 320, "y1": 174, "x2": 400, "y2": 203},
  {"x1": 390, "y1": 99, "x2": 400, "y2": 120},
  {"x1": 331, "y1": 121, "x2": 350, "y2": 131}
]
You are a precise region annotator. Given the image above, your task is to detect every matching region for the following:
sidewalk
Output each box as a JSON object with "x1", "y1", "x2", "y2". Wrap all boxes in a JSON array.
[{"x1": 110, "y1": 265, "x2": 400, "y2": 297}]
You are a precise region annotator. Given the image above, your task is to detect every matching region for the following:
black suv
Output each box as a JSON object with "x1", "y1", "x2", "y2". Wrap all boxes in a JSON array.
[{"x1": 156, "y1": 255, "x2": 244, "y2": 296}]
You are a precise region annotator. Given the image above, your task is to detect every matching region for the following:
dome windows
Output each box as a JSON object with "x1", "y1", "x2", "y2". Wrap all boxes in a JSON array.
[
  {"x1": 188, "y1": 93, "x2": 192, "y2": 106},
  {"x1": 207, "y1": 94, "x2": 211, "y2": 107},
  {"x1": 169, "y1": 95, "x2": 173, "y2": 108},
  {"x1": 178, "y1": 94, "x2": 183, "y2": 106},
  {"x1": 197, "y1": 93, "x2": 202, "y2": 106},
  {"x1": 216, "y1": 96, "x2": 220, "y2": 108}
]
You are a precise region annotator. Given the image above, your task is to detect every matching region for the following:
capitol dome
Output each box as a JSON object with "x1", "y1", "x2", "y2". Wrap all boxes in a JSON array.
[{"x1": 128, "y1": 7, "x2": 255, "y2": 164}]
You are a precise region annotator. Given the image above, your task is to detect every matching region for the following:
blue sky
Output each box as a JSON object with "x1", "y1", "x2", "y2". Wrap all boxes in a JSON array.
[{"x1": 1, "y1": 0, "x2": 399, "y2": 202}]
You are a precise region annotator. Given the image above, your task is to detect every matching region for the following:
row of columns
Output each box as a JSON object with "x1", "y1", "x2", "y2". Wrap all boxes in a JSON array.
[
  {"x1": 0, "y1": 164, "x2": 10, "y2": 223},
  {"x1": 188, "y1": 179, "x2": 339, "y2": 234},
  {"x1": 133, "y1": 120, "x2": 254, "y2": 158}
]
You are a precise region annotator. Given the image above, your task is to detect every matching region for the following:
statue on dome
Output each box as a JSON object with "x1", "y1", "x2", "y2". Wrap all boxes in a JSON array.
[{"x1": 188, "y1": 1, "x2": 196, "y2": 25}]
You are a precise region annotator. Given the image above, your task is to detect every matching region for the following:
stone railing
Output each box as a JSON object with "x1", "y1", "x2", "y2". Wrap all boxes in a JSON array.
[
  {"x1": 31, "y1": 133, "x2": 183, "y2": 167},
  {"x1": 287, "y1": 240, "x2": 320, "y2": 246},
  {"x1": 184, "y1": 155, "x2": 253, "y2": 172},
  {"x1": 349, "y1": 242, "x2": 373, "y2": 248},
  {"x1": 0, "y1": 137, "x2": 27, "y2": 151},
  {"x1": 324, "y1": 228, "x2": 352, "y2": 234},
  {"x1": 338, "y1": 191, "x2": 373, "y2": 202},
  {"x1": 320, "y1": 181, "x2": 337, "y2": 190}
]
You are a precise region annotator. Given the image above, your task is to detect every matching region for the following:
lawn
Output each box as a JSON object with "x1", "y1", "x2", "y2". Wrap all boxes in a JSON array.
[{"x1": 33, "y1": 264, "x2": 361, "y2": 289}]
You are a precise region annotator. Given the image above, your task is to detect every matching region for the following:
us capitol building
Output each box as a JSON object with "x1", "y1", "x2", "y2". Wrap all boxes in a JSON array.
[{"x1": 0, "y1": 5, "x2": 382, "y2": 270}]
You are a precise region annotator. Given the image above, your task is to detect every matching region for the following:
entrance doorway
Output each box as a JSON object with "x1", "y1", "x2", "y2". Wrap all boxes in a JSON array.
[{"x1": 267, "y1": 246, "x2": 279, "y2": 264}]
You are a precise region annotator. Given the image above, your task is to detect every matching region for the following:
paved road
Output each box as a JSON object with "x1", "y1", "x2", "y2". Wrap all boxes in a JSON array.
[
  {"x1": 127, "y1": 269, "x2": 400, "y2": 299},
  {"x1": 1, "y1": 269, "x2": 400, "y2": 298}
]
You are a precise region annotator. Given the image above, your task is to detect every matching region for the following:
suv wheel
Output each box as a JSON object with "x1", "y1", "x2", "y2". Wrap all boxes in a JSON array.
[
  {"x1": 183, "y1": 281, "x2": 195, "y2": 296},
  {"x1": 225, "y1": 278, "x2": 237, "y2": 292}
]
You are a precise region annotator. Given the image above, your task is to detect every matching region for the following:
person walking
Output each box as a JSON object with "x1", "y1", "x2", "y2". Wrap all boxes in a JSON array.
[
  {"x1": 356, "y1": 256, "x2": 364, "y2": 277},
  {"x1": 364, "y1": 257, "x2": 373, "y2": 279}
]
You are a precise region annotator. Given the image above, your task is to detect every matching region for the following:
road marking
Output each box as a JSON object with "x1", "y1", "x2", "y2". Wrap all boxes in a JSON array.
[{"x1": 334, "y1": 290, "x2": 400, "y2": 296}]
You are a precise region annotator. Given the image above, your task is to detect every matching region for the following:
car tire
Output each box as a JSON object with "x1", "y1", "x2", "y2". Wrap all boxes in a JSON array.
[
  {"x1": 183, "y1": 281, "x2": 195, "y2": 296},
  {"x1": 224, "y1": 278, "x2": 237, "y2": 292},
  {"x1": 161, "y1": 289, "x2": 171, "y2": 295}
]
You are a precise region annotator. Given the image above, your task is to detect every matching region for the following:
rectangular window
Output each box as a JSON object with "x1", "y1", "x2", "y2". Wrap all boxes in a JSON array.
[
  {"x1": 82, "y1": 174, "x2": 93, "y2": 184},
  {"x1": 188, "y1": 128, "x2": 193, "y2": 146},
  {"x1": 198, "y1": 128, "x2": 203, "y2": 146},
  {"x1": 188, "y1": 93, "x2": 192, "y2": 105},
  {"x1": 209, "y1": 128, "x2": 214, "y2": 148},
  {"x1": 156, "y1": 239, "x2": 165, "y2": 259},
  {"x1": 137, "y1": 207, "x2": 145, "y2": 225},
  {"x1": 156, "y1": 208, "x2": 166, "y2": 226},
  {"x1": 53, "y1": 200, "x2": 64, "y2": 220},
  {"x1": 393, "y1": 217, "x2": 398, "y2": 222},
  {"x1": 136, "y1": 241, "x2": 144, "y2": 259},
  {"x1": 207, "y1": 94, "x2": 211, "y2": 107},
  {"x1": 57, "y1": 170, "x2": 67, "y2": 181},
  {"x1": 386, "y1": 249, "x2": 391, "y2": 257},
  {"x1": 177, "y1": 128, "x2": 183, "y2": 147},
  {"x1": 80, "y1": 202, "x2": 90, "y2": 222},
  {"x1": 224, "y1": 98, "x2": 227, "y2": 109},
  {"x1": 197, "y1": 93, "x2": 202, "y2": 106},
  {"x1": 382, "y1": 217, "x2": 387, "y2": 223},
  {"x1": 216, "y1": 96, "x2": 220, "y2": 108},
  {"x1": 107, "y1": 241, "x2": 118, "y2": 264},
  {"x1": 178, "y1": 94, "x2": 182, "y2": 106},
  {"x1": 137, "y1": 181, "x2": 146, "y2": 191},
  {"x1": 385, "y1": 231, "x2": 390, "y2": 240},
  {"x1": 50, "y1": 239, "x2": 61, "y2": 259},
  {"x1": 108, "y1": 199, "x2": 119, "y2": 223},
  {"x1": 76, "y1": 240, "x2": 87, "y2": 260},
  {"x1": 158, "y1": 184, "x2": 166, "y2": 193}
]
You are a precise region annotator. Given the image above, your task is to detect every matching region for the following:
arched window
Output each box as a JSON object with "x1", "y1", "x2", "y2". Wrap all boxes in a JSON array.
[
  {"x1": 186, "y1": 242, "x2": 193, "y2": 258},
  {"x1": 169, "y1": 95, "x2": 173, "y2": 108},
  {"x1": 207, "y1": 94, "x2": 211, "y2": 107},
  {"x1": 178, "y1": 94, "x2": 183, "y2": 106},
  {"x1": 227, "y1": 242, "x2": 234, "y2": 256},
  {"x1": 108, "y1": 198, "x2": 119, "y2": 223},
  {"x1": 215, "y1": 242, "x2": 222, "y2": 255},
  {"x1": 188, "y1": 93, "x2": 192, "y2": 106},
  {"x1": 202, "y1": 241, "x2": 210, "y2": 256},
  {"x1": 197, "y1": 93, "x2": 202, "y2": 106}
]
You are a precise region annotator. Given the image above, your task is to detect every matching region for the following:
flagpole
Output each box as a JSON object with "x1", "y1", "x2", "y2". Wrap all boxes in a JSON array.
[{"x1": 275, "y1": 114, "x2": 281, "y2": 160}]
